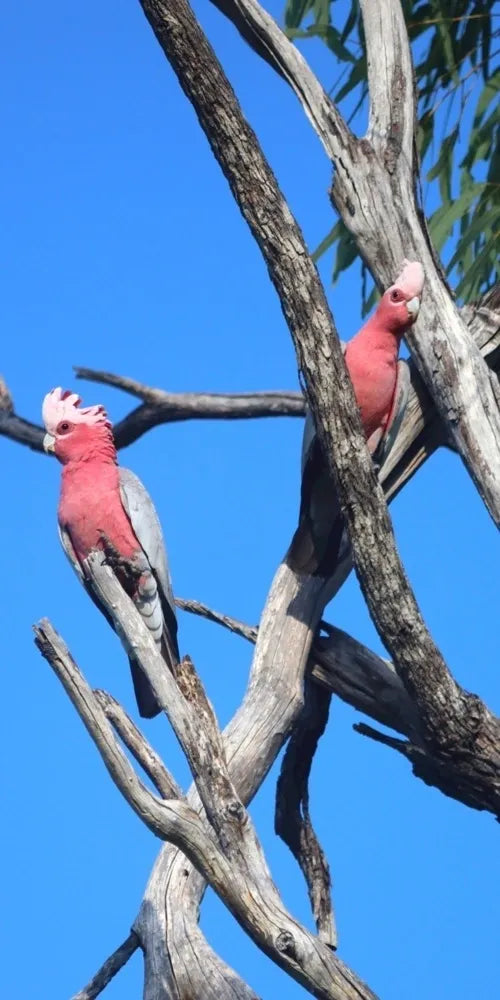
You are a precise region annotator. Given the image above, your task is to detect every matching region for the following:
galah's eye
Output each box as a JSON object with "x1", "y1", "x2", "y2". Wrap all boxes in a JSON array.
[
  {"x1": 57, "y1": 420, "x2": 72, "y2": 434},
  {"x1": 390, "y1": 289, "x2": 403, "y2": 303}
]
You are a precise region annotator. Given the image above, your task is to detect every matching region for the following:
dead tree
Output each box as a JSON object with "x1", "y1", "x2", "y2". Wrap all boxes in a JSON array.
[{"x1": 2, "y1": 0, "x2": 499, "y2": 997}]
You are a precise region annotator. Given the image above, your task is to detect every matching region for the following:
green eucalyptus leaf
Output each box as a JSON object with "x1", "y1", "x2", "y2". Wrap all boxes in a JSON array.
[
  {"x1": 332, "y1": 228, "x2": 357, "y2": 282},
  {"x1": 428, "y1": 182, "x2": 484, "y2": 251},
  {"x1": 312, "y1": 221, "x2": 343, "y2": 263},
  {"x1": 427, "y1": 126, "x2": 459, "y2": 203},
  {"x1": 284, "y1": 0, "x2": 315, "y2": 30}
]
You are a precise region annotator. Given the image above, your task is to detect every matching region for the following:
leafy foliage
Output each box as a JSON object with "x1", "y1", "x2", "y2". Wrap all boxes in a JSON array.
[{"x1": 284, "y1": 1, "x2": 500, "y2": 310}]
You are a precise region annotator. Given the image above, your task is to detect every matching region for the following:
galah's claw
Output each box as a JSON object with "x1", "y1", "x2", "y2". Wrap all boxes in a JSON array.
[{"x1": 99, "y1": 534, "x2": 144, "y2": 584}]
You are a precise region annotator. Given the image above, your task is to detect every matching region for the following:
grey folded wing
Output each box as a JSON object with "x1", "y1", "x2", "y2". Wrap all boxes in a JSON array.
[
  {"x1": 372, "y1": 359, "x2": 410, "y2": 470},
  {"x1": 119, "y1": 467, "x2": 179, "y2": 652},
  {"x1": 57, "y1": 522, "x2": 117, "y2": 630}
]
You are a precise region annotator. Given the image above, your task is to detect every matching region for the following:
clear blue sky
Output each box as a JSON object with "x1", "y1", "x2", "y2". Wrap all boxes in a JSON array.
[{"x1": 1, "y1": 3, "x2": 498, "y2": 999}]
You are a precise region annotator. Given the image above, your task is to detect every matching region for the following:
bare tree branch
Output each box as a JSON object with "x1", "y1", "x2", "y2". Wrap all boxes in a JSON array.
[
  {"x1": 74, "y1": 366, "x2": 302, "y2": 410},
  {"x1": 312, "y1": 628, "x2": 418, "y2": 738},
  {"x1": 209, "y1": 0, "x2": 354, "y2": 160},
  {"x1": 70, "y1": 932, "x2": 140, "y2": 1000},
  {"x1": 35, "y1": 605, "x2": 378, "y2": 1000},
  {"x1": 94, "y1": 689, "x2": 182, "y2": 799},
  {"x1": 79, "y1": 549, "x2": 348, "y2": 995},
  {"x1": 175, "y1": 596, "x2": 258, "y2": 641},
  {"x1": 0, "y1": 380, "x2": 304, "y2": 454},
  {"x1": 275, "y1": 677, "x2": 336, "y2": 947}
]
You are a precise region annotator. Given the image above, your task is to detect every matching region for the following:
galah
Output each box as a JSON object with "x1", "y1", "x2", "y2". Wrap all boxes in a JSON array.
[
  {"x1": 292, "y1": 259, "x2": 424, "y2": 589},
  {"x1": 42, "y1": 388, "x2": 179, "y2": 718}
]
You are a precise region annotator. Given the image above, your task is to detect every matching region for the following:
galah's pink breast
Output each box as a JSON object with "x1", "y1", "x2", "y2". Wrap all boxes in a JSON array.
[
  {"x1": 344, "y1": 341, "x2": 398, "y2": 440},
  {"x1": 59, "y1": 461, "x2": 139, "y2": 565}
]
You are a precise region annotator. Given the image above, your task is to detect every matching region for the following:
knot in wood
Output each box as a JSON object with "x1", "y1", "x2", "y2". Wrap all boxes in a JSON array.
[
  {"x1": 275, "y1": 930, "x2": 297, "y2": 959},
  {"x1": 226, "y1": 799, "x2": 245, "y2": 822}
]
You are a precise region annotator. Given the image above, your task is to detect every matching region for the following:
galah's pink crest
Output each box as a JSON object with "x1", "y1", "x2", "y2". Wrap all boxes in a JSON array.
[{"x1": 43, "y1": 388, "x2": 179, "y2": 718}]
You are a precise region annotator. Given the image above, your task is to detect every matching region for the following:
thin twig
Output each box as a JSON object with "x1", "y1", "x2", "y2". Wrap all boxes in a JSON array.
[
  {"x1": 70, "y1": 932, "x2": 140, "y2": 1000},
  {"x1": 175, "y1": 597, "x2": 257, "y2": 642}
]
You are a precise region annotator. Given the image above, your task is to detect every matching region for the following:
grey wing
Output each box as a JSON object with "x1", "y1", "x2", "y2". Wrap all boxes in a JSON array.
[
  {"x1": 373, "y1": 359, "x2": 411, "y2": 471},
  {"x1": 301, "y1": 410, "x2": 316, "y2": 477},
  {"x1": 58, "y1": 523, "x2": 86, "y2": 584},
  {"x1": 295, "y1": 339, "x2": 351, "y2": 594},
  {"x1": 58, "y1": 522, "x2": 117, "y2": 630},
  {"x1": 60, "y1": 506, "x2": 166, "y2": 720},
  {"x1": 119, "y1": 468, "x2": 178, "y2": 639}
]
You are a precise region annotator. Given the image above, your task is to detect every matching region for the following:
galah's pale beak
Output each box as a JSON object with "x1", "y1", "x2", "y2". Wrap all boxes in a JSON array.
[
  {"x1": 406, "y1": 296, "x2": 420, "y2": 319},
  {"x1": 43, "y1": 433, "x2": 56, "y2": 453}
]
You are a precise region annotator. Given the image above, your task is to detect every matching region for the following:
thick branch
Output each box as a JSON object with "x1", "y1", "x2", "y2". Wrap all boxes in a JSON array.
[
  {"x1": 84, "y1": 554, "x2": 251, "y2": 839},
  {"x1": 208, "y1": 0, "x2": 354, "y2": 165}
]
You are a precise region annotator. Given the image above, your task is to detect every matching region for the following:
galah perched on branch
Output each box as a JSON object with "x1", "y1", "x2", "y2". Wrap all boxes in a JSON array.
[
  {"x1": 43, "y1": 389, "x2": 179, "y2": 718},
  {"x1": 292, "y1": 259, "x2": 425, "y2": 590}
]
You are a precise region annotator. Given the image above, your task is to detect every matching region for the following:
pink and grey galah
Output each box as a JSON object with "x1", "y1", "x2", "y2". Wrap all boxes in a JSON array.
[
  {"x1": 42, "y1": 388, "x2": 179, "y2": 718},
  {"x1": 295, "y1": 259, "x2": 424, "y2": 588}
]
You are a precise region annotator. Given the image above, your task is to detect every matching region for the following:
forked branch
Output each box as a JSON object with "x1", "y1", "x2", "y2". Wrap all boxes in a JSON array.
[{"x1": 35, "y1": 578, "x2": 377, "y2": 1000}]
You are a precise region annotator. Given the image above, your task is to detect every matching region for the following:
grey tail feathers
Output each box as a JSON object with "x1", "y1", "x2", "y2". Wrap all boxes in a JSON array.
[
  {"x1": 129, "y1": 624, "x2": 180, "y2": 719},
  {"x1": 129, "y1": 657, "x2": 162, "y2": 719}
]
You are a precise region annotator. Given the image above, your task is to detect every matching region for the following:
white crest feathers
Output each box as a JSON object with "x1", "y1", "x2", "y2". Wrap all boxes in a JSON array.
[{"x1": 42, "y1": 387, "x2": 110, "y2": 434}]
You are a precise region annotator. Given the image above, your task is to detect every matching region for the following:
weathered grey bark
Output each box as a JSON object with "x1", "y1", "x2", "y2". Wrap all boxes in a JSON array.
[
  {"x1": 275, "y1": 675, "x2": 335, "y2": 945},
  {"x1": 35, "y1": 561, "x2": 377, "y2": 1000},
  {"x1": 135, "y1": 552, "x2": 332, "y2": 1000},
  {"x1": 70, "y1": 933, "x2": 140, "y2": 1000},
  {"x1": 95, "y1": 689, "x2": 182, "y2": 799}
]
